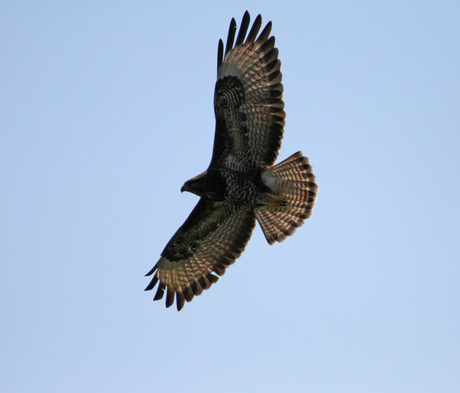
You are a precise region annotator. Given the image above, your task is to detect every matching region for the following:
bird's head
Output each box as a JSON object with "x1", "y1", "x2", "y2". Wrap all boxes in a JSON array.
[{"x1": 181, "y1": 170, "x2": 208, "y2": 196}]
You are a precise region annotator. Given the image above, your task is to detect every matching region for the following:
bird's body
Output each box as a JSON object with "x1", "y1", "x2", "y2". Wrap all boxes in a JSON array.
[
  {"x1": 183, "y1": 166, "x2": 266, "y2": 204},
  {"x1": 145, "y1": 12, "x2": 318, "y2": 310}
]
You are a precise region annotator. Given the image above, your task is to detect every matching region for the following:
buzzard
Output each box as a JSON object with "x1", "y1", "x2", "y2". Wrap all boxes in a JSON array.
[{"x1": 145, "y1": 11, "x2": 318, "y2": 310}]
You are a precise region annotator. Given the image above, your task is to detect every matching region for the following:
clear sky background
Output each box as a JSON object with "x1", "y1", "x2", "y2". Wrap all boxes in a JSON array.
[{"x1": 1, "y1": 1, "x2": 459, "y2": 392}]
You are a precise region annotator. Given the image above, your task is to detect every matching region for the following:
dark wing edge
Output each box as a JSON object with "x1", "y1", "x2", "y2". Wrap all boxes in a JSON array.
[
  {"x1": 145, "y1": 198, "x2": 256, "y2": 311},
  {"x1": 212, "y1": 11, "x2": 285, "y2": 170}
]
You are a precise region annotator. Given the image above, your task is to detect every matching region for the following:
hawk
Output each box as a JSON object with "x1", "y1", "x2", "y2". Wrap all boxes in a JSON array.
[{"x1": 145, "y1": 11, "x2": 318, "y2": 310}]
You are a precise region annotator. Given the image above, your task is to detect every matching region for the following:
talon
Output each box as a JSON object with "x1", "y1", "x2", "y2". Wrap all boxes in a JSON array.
[{"x1": 264, "y1": 193, "x2": 288, "y2": 207}]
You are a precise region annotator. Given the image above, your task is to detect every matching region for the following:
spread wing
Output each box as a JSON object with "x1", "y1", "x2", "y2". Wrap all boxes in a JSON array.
[
  {"x1": 145, "y1": 198, "x2": 256, "y2": 310},
  {"x1": 211, "y1": 11, "x2": 285, "y2": 171}
]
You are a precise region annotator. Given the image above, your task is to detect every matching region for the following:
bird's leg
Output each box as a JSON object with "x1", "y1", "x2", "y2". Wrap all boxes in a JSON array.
[{"x1": 262, "y1": 193, "x2": 288, "y2": 207}]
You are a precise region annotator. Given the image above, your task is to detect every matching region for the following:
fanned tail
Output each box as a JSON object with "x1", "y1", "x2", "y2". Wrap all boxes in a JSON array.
[{"x1": 255, "y1": 151, "x2": 318, "y2": 245}]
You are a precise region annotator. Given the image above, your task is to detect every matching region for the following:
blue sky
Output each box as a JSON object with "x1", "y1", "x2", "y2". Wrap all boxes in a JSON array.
[{"x1": 1, "y1": 1, "x2": 459, "y2": 392}]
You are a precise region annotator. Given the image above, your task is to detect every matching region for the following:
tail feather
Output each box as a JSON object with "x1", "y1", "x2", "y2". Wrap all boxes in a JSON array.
[{"x1": 255, "y1": 151, "x2": 318, "y2": 245}]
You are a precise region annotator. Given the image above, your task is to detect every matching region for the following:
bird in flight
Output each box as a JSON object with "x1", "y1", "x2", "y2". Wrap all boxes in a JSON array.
[{"x1": 145, "y1": 11, "x2": 318, "y2": 310}]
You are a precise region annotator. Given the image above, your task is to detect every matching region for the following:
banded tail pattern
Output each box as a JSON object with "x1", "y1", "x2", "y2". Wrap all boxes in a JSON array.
[{"x1": 255, "y1": 151, "x2": 318, "y2": 245}]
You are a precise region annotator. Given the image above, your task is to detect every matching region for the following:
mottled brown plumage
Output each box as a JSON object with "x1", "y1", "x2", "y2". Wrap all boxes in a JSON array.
[{"x1": 145, "y1": 11, "x2": 318, "y2": 310}]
